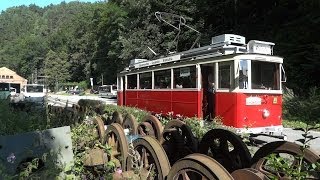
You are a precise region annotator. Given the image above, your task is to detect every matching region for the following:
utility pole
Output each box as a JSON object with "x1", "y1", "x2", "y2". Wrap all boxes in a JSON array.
[{"x1": 101, "y1": 74, "x2": 104, "y2": 86}]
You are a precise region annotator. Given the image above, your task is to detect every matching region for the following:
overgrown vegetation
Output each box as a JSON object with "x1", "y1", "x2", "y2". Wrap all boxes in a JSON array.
[
  {"x1": 265, "y1": 125, "x2": 320, "y2": 179},
  {"x1": 2, "y1": 89, "x2": 320, "y2": 178},
  {"x1": 0, "y1": 1, "x2": 319, "y2": 95},
  {"x1": 0, "y1": 100, "x2": 48, "y2": 135},
  {"x1": 283, "y1": 87, "x2": 320, "y2": 129}
]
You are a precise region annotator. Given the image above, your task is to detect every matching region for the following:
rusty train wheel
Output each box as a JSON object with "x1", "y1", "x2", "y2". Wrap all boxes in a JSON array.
[
  {"x1": 167, "y1": 153, "x2": 233, "y2": 180},
  {"x1": 111, "y1": 111, "x2": 123, "y2": 125},
  {"x1": 122, "y1": 113, "x2": 138, "y2": 135},
  {"x1": 138, "y1": 121, "x2": 155, "y2": 136},
  {"x1": 126, "y1": 136, "x2": 170, "y2": 180},
  {"x1": 231, "y1": 168, "x2": 268, "y2": 180},
  {"x1": 163, "y1": 119, "x2": 198, "y2": 151},
  {"x1": 137, "y1": 115, "x2": 163, "y2": 141},
  {"x1": 93, "y1": 116, "x2": 106, "y2": 144},
  {"x1": 106, "y1": 123, "x2": 129, "y2": 170},
  {"x1": 199, "y1": 128, "x2": 251, "y2": 173},
  {"x1": 162, "y1": 120, "x2": 198, "y2": 165},
  {"x1": 251, "y1": 141, "x2": 320, "y2": 179}
]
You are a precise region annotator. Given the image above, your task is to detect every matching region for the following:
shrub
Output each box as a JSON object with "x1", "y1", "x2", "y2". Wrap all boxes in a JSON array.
[{"x1": 283, "y1": 87, "x2": 320, "y2": 126}]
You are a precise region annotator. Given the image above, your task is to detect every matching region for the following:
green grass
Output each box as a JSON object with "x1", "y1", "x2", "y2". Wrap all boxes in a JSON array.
[{"x1": 283, "y1": 119, "x2": 320, "y2": 131}]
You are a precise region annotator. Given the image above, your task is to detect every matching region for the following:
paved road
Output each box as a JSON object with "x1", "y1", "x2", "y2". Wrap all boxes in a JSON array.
[
  {"x1": 251, "y1": 128, "x2": 320, "y2": 155},
  {"x1": 47, "y1": 94, "x2": 117, "y2": 107},
  {"x1": 47, "y1": 94, "x2": 320, "y2": 155}
]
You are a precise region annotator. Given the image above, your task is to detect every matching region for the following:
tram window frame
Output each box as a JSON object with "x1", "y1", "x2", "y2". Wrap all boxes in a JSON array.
[
  {"x1": 218, "y1": 62, "x2": 233, "y2": 89},
  {"x1": 173, "y1": 65, "x2": 196, "y2": 89},
  {"x1": 139, "y1": 72, "x2": 152, "y2": 89},
  {"x1": 117, "y1": 77, "x2": 122, "y2": 90},
  {"x1": 251, "y1": 61, "x2": 280, "y2": 90},
  {"x1": 238, "y1": 60, "x2": 249, "y2": 89},
  {"x1": 154, "y1": 69, "x2": 171, "y2": 89},
  {"x1": 127, "y1": 74, "x2": 137, "y2": 89}
]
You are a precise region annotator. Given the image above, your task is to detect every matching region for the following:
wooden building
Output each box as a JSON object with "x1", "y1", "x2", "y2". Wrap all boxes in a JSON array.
[{"x1": 0, "y1": 67, "x2": 27, "y2": 93}]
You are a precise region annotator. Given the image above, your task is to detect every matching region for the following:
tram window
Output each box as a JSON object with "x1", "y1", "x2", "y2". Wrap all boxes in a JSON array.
[
  {"x1": 239, "y1": 60, "x2": 248, "y2": 89},
  {"x1": 173, "y1": 66, "x2": 196, "y2": 88},
  {"x1": 154, "y1": 69, "x2": 171, "y2": 89},
  {"x1": 139, "y1": 72, "x2": 152, "y2": 89},
  {"x1": 127, "y1": 74, "x2": 137, "y2": 89},
  {"x1": 218, "y1": 63, "x2": 232, "y2": 89},
  {"x1": 251, "y1": 61, "x2": 280, "y2": 90}
]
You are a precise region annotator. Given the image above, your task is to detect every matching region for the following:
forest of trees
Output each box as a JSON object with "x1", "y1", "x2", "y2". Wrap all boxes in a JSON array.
[{"x1": 0, "y1": 0, "x2": 319, "y2": 95}]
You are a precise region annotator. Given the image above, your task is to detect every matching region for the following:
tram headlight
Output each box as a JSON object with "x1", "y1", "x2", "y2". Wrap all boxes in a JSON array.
[{"x1": 262, "y1": 109, "x2": 270, "y2": 119}]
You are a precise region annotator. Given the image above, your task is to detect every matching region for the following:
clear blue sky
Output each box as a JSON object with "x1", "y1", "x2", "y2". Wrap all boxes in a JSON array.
[{"x1": 0, "y1": 0, "x2": 100, "y2": 12}]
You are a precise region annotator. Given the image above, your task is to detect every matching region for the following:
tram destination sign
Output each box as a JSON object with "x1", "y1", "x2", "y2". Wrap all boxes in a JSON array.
[{"x1": 134, "y1": 54, "x2": 181, "y2": 68}]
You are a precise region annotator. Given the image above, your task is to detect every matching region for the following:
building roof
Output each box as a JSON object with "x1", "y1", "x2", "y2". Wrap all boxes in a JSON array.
[{"x1": 0, "y1": 67, "x2": 27, "y2": 83}]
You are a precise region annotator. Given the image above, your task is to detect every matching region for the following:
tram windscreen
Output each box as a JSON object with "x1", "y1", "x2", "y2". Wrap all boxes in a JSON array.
[{"x1": 251, "y1": 61, "x2": 280, "y2": 90}]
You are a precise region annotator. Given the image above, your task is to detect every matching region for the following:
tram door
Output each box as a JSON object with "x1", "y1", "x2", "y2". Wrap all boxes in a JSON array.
[{"x1": 201, "y1": 64, "x2": 215, "y2": 120}]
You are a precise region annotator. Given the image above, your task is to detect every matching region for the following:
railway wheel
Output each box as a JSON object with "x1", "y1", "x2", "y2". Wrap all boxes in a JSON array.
[
  {"x1": 93, "y1": 116, "x2": 106, "y2": 144},
  {"x1": 251, "y1": 141, "x2": 320, "y2": 179},
  {"x1": 111, "y1": 111, "x2": 124, "y2": 125},
  {"x1": 231, "y1": 168, "x2": 268, "y2": 180},
  {"x1": 122, "y1": 113, "x2": 138, "y2": 135},
  {"x1": 162, "y1": 120, "x2": 198, "y2": 165},
  {"x1": 126, "y1": 136, "x2": 170, "y2": 180},
  {"x1": 167, "y1": 153, "x2": 233, "y2": 180},
  {"x1": 106, "y1": 123, "x2": 129, "y2": 170},
  {"x1": 137, "y1": 115, "x2": 163, "y2": 141},
  {"x1": 199, "y1": 128, "x2": 251, "y2": 173}
]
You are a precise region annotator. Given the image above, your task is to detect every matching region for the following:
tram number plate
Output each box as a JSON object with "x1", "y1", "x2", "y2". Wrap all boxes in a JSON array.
[{"x1": 246, "y1": 97, "x2": 262, "y2": 105}]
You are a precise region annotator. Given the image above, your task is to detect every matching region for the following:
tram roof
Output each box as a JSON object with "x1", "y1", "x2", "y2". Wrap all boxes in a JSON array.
[{"x1": 119, "y1": 34, "x2": 283, "y2": 74}]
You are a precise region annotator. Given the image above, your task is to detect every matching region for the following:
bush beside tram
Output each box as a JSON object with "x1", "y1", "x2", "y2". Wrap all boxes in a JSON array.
[{"x1": 117, "y1": 34, "x2": 286, "y2": 135}]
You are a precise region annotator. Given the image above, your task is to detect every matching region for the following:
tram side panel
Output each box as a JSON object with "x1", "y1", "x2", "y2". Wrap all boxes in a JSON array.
[
  {"x1": 215, "y1": 92, "x2": 238, "y2": 127},
  {"x1": 137, "y1": 91, "x2": 172, "y2": 114},
  {"x1": 123, "y1": 90, "x2": 202, "y2": 118},
  {"x1": 215, "y1": 92, "x2": 282, "y2": 129},
  {"x1": 117, "y1": 91, "x2": 124, "y2": 105},
  {"x1": 171, "y1": 90, "x2": 202, "y2": 118},
  {"x1": 236, "y1": 93, "x2": 282, "y2": 129}
]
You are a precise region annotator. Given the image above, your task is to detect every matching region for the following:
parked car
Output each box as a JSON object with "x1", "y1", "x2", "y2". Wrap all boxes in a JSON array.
[{"x1": 68, "y1": 89, "x2": 83, "y2": 95}]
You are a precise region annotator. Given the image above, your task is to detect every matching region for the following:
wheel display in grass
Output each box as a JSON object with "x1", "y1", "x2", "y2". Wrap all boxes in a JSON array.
[
  {"x1": 162, "y1": 119, "x2": 198, "y2": 165},
  {"x1": 167, "y1": 153, "x2": 233, "y2": 180},
  {"x1": 111, "y1": 111, "x2": 124, "y2": 125},
  {"x1": 122, "y1": 113, "x2": 138, "y2": 135},
  {"x1": 231, "y1": 168, "x2": 269, "y2": 180},
  {"x1": 93, "y1": 116, "x2": 106, "y2": 144},
  {"x1": 137, "y1": 115, "x2": 163, "y2": 141},
  {"x1": 126, "y1": 136, "x2": 171, "y2": 180},
  {"x1": 199, "y1": 128, "x2": 252, "y2": 173},
  {"x1": 251, "y1": 141, "x2": 320, "y2": 179},
  {"x1": 106, "y1": 123, "x2": 129, "y2": 170}
]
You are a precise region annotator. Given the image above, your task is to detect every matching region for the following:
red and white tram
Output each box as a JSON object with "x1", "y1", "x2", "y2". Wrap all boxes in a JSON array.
[{"x1": 117, "y1": 34, "x2": 286, "y2": 134}]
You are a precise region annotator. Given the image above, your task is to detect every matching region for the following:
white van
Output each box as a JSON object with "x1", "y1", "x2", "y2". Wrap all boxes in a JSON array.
[
  {"x1": 98, "y1": 85, "x2": 117, "y2": 98},
  {"x1": 21, "y1": 84, "x2": 46, "y2": 104}
]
